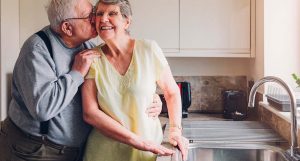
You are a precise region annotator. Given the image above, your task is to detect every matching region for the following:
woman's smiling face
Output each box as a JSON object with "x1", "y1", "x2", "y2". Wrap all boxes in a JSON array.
[{"x1": 95, "y1": 3, "x2": 131, "y2": 41}]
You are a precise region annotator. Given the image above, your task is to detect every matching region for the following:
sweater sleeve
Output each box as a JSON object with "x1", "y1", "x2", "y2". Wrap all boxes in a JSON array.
[{"x1": 13, "y1": 37, "x2": 84, "y2": 121}]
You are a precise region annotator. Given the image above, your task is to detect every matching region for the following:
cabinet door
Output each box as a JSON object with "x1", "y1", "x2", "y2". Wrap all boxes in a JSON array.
[
  {"x1": 180, "y1": 0, "x2": 251, "y2": 55},
  {"x1": 130, "y1": 0, "x2": 179, "y2": 53}
]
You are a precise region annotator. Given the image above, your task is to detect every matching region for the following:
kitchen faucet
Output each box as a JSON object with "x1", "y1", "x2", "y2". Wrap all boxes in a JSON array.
[{"x1": 248, "y1": 76, "x2": 300, "y2": 158}]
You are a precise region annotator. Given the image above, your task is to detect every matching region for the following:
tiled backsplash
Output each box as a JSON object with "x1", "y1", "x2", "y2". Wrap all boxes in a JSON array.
[{"x1": 158, "y1": 76, "x2": 248, "y2": 113}]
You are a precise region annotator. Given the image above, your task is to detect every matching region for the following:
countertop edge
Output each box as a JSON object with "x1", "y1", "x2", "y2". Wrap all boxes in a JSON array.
[{"x1": 259, "y1": 101, "x2": 300, "y2": 128}]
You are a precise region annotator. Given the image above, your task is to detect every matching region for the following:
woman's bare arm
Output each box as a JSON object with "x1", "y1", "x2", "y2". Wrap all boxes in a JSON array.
[
  {"x1": 81, "y1": 79, "x2": 174, "y2": 155},
  {"x1": 157, "y1": 66, "x2": 189, "y2": 161}
]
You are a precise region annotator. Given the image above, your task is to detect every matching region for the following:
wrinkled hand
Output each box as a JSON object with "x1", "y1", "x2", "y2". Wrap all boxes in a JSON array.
[
  {"x1": 132, "y1": 137, "x2": 175, "y2": 156},
  {"x1": 169, "y1": 128, "x2": 189, "y2": 161},
  {"x1": 146, "y1": 94, "x2": 162, "y2": 118},
  {"x1": 72, "y1": 49, "x2": 100, "y2": 77}
]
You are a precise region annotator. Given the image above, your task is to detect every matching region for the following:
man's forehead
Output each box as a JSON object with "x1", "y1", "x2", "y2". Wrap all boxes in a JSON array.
[{"x1": 75, "y1": 1, "x2": 93, "y2": 16}]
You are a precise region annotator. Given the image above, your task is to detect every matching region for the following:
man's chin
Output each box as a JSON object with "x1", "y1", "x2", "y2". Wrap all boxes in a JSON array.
[{"x1": 85, "y1": 32, "x2": 98, "y2": 41}]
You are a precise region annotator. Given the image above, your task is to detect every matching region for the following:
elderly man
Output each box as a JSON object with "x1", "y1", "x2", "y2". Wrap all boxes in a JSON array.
[{"x1": 0, "y1": 0, "x2": 162, "y2": 160}]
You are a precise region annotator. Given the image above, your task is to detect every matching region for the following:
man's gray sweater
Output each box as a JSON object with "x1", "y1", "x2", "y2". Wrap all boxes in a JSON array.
[{"x1": 8, "y1": 26, "x2": 95, "y2": 147}]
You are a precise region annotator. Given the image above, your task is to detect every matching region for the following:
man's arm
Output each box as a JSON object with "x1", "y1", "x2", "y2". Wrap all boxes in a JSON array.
[
  {"x1": 146, "y1": 94, "x2": 162, "y2": 118},
  {"x1": 14, "y1": 38, "x2": 98, "y2": 121}
]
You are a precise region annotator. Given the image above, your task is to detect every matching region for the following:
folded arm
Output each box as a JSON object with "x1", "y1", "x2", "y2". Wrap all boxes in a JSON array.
[{"x1": 14, "y1": 42, "x2": 85, "y2": 121}]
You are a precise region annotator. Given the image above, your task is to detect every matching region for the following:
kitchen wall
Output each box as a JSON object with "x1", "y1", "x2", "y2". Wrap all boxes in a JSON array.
[
  {"x1": 2, "y1": 0, "x2": 300, "y2": 120},
  {"x1": 19, "y1": 0, "x2": 49, "y2": 47},
  {"x1": 249, "y1": 0, "x2": 300, "y2": 95},
  {"x1": 0, "y1": 0, "x2": 251, "y2": 120},
  {"x1": 0, "y1": 0, "x2": 19, "y2": 120},
  {"x1": 169, "y1": 58, "x2": 250, "y2": 76},
  {"x1": 264, "y1": 0, "x2": 300, "y2": 89}
]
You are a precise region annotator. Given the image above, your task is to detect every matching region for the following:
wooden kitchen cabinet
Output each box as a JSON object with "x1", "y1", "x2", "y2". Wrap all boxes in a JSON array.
[
  {"x1": 179, "y1": 0, "x2": 252, "y2": 57},
  {"x1": 130, "y1": 0, "x2": 180, "y2": 53},
  {"x1": 129, "y1": 0, "x2": 255, "y2": 57}
]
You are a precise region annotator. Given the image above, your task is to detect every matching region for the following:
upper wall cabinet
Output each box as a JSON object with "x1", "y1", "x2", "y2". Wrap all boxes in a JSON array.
[
  {"x1": 180, "y1": 0, "x2": 252, "y2": 57},
  {"x1": 130, "y1": 0, "x2": 179, "y2": 53},
  {"x1": 130, "y1": 0, "x2": 255, "y2": 58}
]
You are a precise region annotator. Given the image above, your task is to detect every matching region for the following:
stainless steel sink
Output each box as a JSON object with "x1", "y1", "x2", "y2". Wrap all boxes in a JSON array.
[
  {"x1": 157, "y1": 121, "x2": 293, "y2": 161},
  {"x1": 168, "y1": 143, "x2": 293, "y2": 161}
]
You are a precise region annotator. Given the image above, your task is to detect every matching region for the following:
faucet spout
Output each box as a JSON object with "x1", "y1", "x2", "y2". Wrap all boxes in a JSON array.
[{"x1": 248, "y1": 76, "x2": 299, "y2": 157}]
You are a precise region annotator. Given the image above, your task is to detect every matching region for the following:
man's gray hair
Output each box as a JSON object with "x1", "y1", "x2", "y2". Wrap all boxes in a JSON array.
[{"x1": 46, "y1": 0, "x2": 79, "y2": 31}]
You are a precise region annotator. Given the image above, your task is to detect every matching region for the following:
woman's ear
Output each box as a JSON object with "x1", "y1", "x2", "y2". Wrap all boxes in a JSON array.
[
  {"x1": 124, "y1": 16, "x2": 131, "y2": 30},
  {"x1": 61, "y1": 21, "x2": 73, "y2": 36}
]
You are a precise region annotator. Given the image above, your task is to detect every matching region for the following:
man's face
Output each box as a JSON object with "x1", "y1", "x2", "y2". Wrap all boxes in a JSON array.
[{"x1": 71, "y1": 0, "x2": 97, "y2": 42}]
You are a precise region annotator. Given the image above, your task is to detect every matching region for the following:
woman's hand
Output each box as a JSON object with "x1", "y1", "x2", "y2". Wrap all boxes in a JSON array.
[
  {"x1": 130, "y1": 137, "x2": 175, "y2": 156},
  {"x1": 169, "y1": 127, "x2": 189, "y2": 161}
]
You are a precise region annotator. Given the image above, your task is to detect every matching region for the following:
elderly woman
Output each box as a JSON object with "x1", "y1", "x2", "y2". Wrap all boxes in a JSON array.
[{"x1": 81, "y1": 0, "x2": 188, "y2": 161}]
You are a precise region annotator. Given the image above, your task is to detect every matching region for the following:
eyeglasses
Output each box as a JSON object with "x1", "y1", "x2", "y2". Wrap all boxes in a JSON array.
[{"x1": 64, "y1": 9, "x2": 95, "y2": 22}]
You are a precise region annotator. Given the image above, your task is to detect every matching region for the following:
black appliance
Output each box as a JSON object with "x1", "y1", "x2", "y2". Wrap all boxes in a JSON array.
[
  {"x1": 159, "y1": 81, "x2": 192, "y2": 118},
  {"x1": 178, "y1": 82, "x2": 192, "y2": 118},
  {"x1": 222, "y1": 90, "x2": 247, "y2": 120}
]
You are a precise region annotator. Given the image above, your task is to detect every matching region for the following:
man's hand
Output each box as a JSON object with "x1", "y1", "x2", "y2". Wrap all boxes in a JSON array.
[
  {"x1": 72, "y1": 49, "x2": 100, "y2": 77},
  {"x1": 146, "y1": 94, "x2": 162, "y2": 118}
]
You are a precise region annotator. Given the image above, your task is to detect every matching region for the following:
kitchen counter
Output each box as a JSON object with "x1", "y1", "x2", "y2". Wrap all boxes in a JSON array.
[
  {"x1": 164, "y1": 120, "x2": 286, "y2": 144},
  {"x1": 157, "y1": 113, "x2": 288, "y2": 161},
  {"x1": 159, "y1": 112, "x2": 226, "y2": 128}
]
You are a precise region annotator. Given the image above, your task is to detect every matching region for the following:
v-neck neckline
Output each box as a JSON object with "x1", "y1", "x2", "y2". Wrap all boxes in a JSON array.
[{"x1": 98, "y1": 41, "x2": 136, "y2": 78}]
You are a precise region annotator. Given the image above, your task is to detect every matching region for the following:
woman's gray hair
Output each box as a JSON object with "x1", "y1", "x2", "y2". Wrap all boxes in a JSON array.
[
  {"x1": 96, "y1": 0, "x2": 132, "y2": 18},
  {"x1": 46, "y1": 0, "x2": 80, "y2": 31}
]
